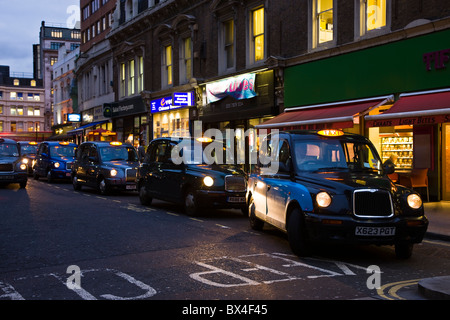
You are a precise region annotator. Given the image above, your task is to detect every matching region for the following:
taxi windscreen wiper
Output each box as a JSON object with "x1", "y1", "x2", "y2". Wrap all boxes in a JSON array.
[{"x1": 314, "y1": 166, "x2": 349, "y2": 172}]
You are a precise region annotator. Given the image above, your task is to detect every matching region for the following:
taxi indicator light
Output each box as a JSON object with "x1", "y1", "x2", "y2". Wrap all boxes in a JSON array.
[
  {"x1": 110, "y1": 141, "x2": 122, "y2": 146},
  {"x1": 317, "y1": 129, "x2": 344, "y2": 137}
]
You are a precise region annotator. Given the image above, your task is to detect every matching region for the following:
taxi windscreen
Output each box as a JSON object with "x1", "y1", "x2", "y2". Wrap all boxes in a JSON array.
[
  {"x1": 293, "y1": 139, "x2": 382, "y2": 173},
  {"x1": 50, "y1": 145, "x2": 76, "y2": 158},
  {"x1": 99, "y1": 146, "x2": 138, "y2": 162},
  {"x1": 0, "y1": 143, "x2": 19, "y2": 157}
]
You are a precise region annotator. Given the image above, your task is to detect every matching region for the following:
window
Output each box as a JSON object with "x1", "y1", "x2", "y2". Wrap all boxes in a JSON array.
[
  {"x1": 120, "y1": 63, "x2": 126, "y2": 97},
  {"x1": 10, "y1": 92, "x2": 17, "y2": 100},
  {"x1": 51, "y1": 30, "x2": 63, "y2": 38},
  {"x1": 128, "y1": 59, "x2": 135, "y2": 96},
  {"x1": 356, "y1": 0, "x2": 389, "y2": 38},
  {"x1": 252, "y1": 7, "x2": 265, "y2": 63},
  {"x1": 219, "y1": 19, "x2": 235, "y2": 73},
  {"x1": 162, "y1": 45, "x2": 173, "y2": 87},
  {"x1": 34, "y1": 108, "x2": 41, "y2": 116},
  {"x1": 11, "y1": 121, "x2": 16, "y2": 132},
  {"x1": 180, "y1": 38, "x2": 192, "y2": 84},
  {"x1": 138, "y1": 56, "x2": 144, "y2": 93},
  {"x1": 10, "y1": 107, "x2": 17, "y2": 116},
  {"x1": 314, "y1": 0, "x2": 335, "y2": 46},
  {"x1": 72, "y1": 30, "x2": 81, "y2": 39},
  {"x1": 51, "y1": 57, "x2": 58, "y2": 66},
  {"x1": 0, "y1": 105, "x2": 3, "y2": 114},
  {"x1": 14, "y1": 79, "x2": 19, "y2": 86},
  {"x1": 0, "y1": 121, "x2": 3, "y2": 132},
  {"x1": 28, "y1": 107, "x2": 34, "y2": 116},
  {"x1": 31, "y1": 80, "x2": 36, "y2": 87}
]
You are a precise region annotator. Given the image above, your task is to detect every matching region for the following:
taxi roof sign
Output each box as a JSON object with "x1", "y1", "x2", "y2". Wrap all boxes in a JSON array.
[{"x1": 317, "y1": 129, "x2": 344, "y2": 137}]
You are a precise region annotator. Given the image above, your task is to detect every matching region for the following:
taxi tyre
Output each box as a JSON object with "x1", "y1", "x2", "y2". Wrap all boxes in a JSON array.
[
  {"x1": 139, "y1": 184, "x2": 153, "y2": 206},
  {"x1": 395, "y1": 242, "x2": 414, "y2": 259},
  {"x1": 33, "y1": 170, "x2": 39, "y2": 180},
  {"x1": 19, "y1": 181, "x2": 27, "y2": 189},
  {"x1": 72, "y1": 175, "x2": 82, "y2": 191},
  {"x1": 98, "y1": 177, "x2": 111, "y2": 195},
  {"x1": 184, "y1": 187, "x2": 200, "y2": 216},
  {"x1": 287, "y1": 208, "x2": 312, "y2": 257},
  {"x1": 249, "y1": 197, "x2": 264, "y2": 231},
  {"x1": 46, "y1": 170, "x2": 53, "y2": 183}
]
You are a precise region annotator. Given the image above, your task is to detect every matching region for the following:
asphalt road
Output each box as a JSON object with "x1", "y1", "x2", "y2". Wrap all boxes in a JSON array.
[{"x1": 1, "y1": 178, "x2": 450, "y2": 306}]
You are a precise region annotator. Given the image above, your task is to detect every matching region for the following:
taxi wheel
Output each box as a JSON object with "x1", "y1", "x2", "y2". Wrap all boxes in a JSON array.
[
  {"x1": 98, "y1": 178, "x2": 110, "y2": 195},
  {"x1": 19, "y1": 181, "x2": 27, "y2": 189},
  {"x1": 46, "y1": 171, "x2": 53, "y2": 183},
  {"x1": 184, "y1": 188, "x2": 199, "y2": 216},
  {"x1": 287, "y1": 208, "x2": 312, "y2": 257},
  {"x1": 33, "y1": 170, "x2": 39, "y2": 180},
  {"x1": 395, "y1": 243, "x2": 413, "y2": 259},
  {"x1": 72, "y1": 175, "x2": 82, "y2": 191},
  {"x1": 139, "y1": 184, "x2": 152, "y2": 206},
  {"x1": 249, "y1": 197, "x2": 264, "y2": 231}
]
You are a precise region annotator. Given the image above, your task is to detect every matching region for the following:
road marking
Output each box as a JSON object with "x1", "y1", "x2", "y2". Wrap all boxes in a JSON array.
[
  {"x1": 424, "y1": 239, "x2": 450, "y2": 247},
  {"x1": 96, "y1": 196, "x2": 107, "y2": 200},
  {"x1": 377, "y1": 279, "x2": 421, "y2": 300},
  {"x1": 216, "y1": 224, "x2": 231, "y2": 229},
  {"x1": 190, "y1": 218, "x2": 204, "y2": 222},
  {"x1": 166, "y1": 212, "x2": 179, "y2": 217}
]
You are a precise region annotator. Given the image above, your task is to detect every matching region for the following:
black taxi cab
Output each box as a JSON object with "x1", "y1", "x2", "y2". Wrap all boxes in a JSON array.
[
  {"x1": 71, "y1": 141, "x2": 139, "y2": 195},
  {"x1": 17, "y1": 141, "x2": 39, "y2": 175},
  {"x1": 137, "y1": 137, "x2": 247, "y2": 216},
  {"x1": 247, "y1": 130, "x2": 428, "y2": 259},
  {"x1": 33, "y1": 141, "x2": 77, "y2": 182},
  {"x1": 0, "y1": 138, "x2": 28, "y2": 188}
]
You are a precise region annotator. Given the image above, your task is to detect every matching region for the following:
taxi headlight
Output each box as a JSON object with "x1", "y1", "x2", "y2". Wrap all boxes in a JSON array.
[
  {"x1": 407, "y1": 193, "x2": 422, "y2": 209},
  {"x1": 20, "y1": 163, "x2": 27, "y2": 171},
  {"x1": 54, "y1": 162, "x2": 60, "y2": 168},
  {"x1": 110, "y1": 169, "x2": 118, "y2": 177},
  {"x1": 203, "y1": 176, "x2": 214, "y2": 187},
  {"x1": 22, "y1": 158, "x2": 29, "y2": 164},
  {"x1": 316, "y1": 192, "x2": 332, "y2": 208}
]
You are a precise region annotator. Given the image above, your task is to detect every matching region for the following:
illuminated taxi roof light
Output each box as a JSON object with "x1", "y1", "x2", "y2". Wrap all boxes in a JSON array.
[
  {"x1": 318, "y1": 129, "x2": 344, "y2": 137},
  {"x1": 59, "y1": 142, "x2": 70, "y2": 145},
  {"x1": 29, "y1": 142, "x2": 38, "y2": 145},
  {"x1": 110, "y1": 141, "x2": 123, "y2": 146},
  {"x1": 196, "y1": 137, "x2": 213, "y2": 143}
]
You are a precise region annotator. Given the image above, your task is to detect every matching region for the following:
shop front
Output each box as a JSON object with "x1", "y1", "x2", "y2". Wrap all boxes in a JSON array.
[
  {"x1": 199, "y1": 70, "x2": 277, "y2": 169},
  {"x1": 266, "y1": 26, "x2": 450, "y2": 201},
  {"x1": 110, "y1": 96, "x2": 148, "y2": 147},
  {"x1": 150, "y1": 92, "x2": 194, "y2": 139}
]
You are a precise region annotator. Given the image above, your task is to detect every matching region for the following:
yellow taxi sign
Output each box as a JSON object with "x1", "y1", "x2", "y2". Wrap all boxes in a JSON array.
[
  {"x1": 196, "y1": 137, "x2": 213, "y2": 143},
  {"x1": 317, "y1": 129, "x2": 344, "y2": 137},
  {"x1": 59, "y1": 142, "x2": 70, "y2": 145},
  {"x1": 29, "y1": 141, "x2": 38, "y2": 145},
  {"x1": 110, "y1": 141, "x2": 122, "y2": 146}
]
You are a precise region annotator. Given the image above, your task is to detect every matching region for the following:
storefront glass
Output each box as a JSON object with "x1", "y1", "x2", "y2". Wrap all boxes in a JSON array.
[{"x1": 153, "y1": 108, "x2": 189, "y2": 138}]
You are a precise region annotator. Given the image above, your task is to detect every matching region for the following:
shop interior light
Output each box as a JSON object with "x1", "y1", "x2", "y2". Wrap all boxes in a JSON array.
[{"x1": 317, "y1": 129, "x2": 344, "y2": 137}]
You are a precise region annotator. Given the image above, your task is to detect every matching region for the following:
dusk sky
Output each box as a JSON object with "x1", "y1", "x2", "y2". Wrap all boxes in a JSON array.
[{"x1": 0, "y1": 0, "x2": 80, "y2": 75}]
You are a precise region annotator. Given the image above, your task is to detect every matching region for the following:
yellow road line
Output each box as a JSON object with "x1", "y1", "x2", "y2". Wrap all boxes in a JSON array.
[{"x1": 377, "y1": 279, "x2": 421, "y2": 300}]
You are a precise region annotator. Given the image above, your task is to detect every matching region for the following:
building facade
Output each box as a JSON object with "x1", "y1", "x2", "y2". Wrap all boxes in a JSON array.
[
  {"x1": 73, "y1": 0, "x2": 116, "y2": 144},
  {"x1": 38, "y1": 21, "x2": 81, "y2": 132},
  {"x1": 0, "y1": 66, "x2": 47, "y2": 141}
]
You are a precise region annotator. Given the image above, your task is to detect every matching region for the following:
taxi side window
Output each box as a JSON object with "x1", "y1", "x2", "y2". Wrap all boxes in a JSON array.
[
  {"x1": 278, "y1": 140, "x2": 291, "y2": 173},
  {"x1": 149, "y1": 142, "x2": 170, "y2": 163}
]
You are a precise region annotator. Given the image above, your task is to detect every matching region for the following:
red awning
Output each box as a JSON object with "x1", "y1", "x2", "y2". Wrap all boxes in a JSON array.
[
  {"x1": 256, "y1": 96, "x2": 393, "y2": 130},
  {"x1": 365, "y1": 89, "x2": 450, "y2": 127}
]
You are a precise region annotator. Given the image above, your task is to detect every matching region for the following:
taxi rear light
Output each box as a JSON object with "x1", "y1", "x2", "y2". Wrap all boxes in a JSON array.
[{"x1": 317, "y1": 129, "x2": 344, "y2": 137}]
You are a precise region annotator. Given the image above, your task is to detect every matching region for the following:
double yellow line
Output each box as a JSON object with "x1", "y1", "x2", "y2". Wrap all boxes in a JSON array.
[{"x1": 377, "y1": 279, "x2": 421, "y2": 300}]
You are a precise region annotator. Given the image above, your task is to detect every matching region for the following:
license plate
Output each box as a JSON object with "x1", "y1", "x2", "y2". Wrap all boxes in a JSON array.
[
  {"x1": 66, "y1": 172, "x2": 71, "y2": 177},
  {"x1": 355, "y1": 226, "x2": 395, "y2": 236},
  {"x1": 228, "y1": 196, "x2": 245, "y2": 203},
  {"x1": 126, "y1": 184, "x2": 136, "y2": 190},
  {"x1": 0, "y1": 175, "x2": 13, "y2": 180}
]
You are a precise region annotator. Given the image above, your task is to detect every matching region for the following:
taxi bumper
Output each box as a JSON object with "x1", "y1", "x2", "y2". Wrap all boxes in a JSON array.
[
  {"x1": 196, "y1": 190, "x2": 247, "y2": 209},
  {"x1": 303, "y1": 213, "x2": 428, "y2": 245},
  {"x1": 0, "y1": 172, "x2": 28, "y2": 184}
]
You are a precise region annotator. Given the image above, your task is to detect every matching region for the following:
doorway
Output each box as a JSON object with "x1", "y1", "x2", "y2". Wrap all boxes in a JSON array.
[{"x1": 443, "y1": 123, "x2": 450, "y2": 200}]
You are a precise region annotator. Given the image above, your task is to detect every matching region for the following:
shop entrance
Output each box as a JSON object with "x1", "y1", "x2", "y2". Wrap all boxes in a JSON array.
[{"x1": 443, "y1": 123, "x2": 450, "y2": 200}]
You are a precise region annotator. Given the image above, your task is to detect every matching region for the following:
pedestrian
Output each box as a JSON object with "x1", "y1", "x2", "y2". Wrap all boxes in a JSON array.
[{"x1": 138, "y1": 140, "x2": 146, "y2": 162}]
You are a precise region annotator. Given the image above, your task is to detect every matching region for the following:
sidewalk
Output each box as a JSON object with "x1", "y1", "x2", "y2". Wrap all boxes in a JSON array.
[{"x1": 417, "y1": 201, "x2": 450, "y2": 299}]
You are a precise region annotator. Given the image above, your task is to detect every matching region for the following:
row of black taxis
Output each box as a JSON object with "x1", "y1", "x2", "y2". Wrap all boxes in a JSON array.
[{"x1": 1, "y1": 130, "x2": 428, "y2": 259}]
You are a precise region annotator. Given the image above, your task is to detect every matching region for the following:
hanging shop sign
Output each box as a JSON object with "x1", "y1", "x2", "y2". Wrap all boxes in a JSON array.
[
  {"x1": 366, "y1": 114, "x2": 450, "y2": 127},
  {"x1": 67, "y1": 113, "x2": 81, "y2": 122},
  {"x1": 206, "y1": 73, "x2": 257, "y2": 104}
]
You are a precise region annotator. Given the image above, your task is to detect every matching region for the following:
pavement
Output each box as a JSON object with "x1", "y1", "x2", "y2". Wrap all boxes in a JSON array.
[{"x1": 414, "y1": 201, "x2": 450, "y2": 300}]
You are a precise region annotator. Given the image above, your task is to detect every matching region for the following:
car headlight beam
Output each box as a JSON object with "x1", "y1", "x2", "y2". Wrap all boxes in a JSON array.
[
  {"x1": 407, "y1": 193, "x2": 422, "y2": 209},
  {"x1": 203, "y1": 176, "x2": 214, "y2": 187},
  {"x1": 20, "y1": 163, "x2": 27, "y2": 171},
  {"x1": 54, "y1": 162, "x2": 60, "y2": 168},
  {"x1": 316, "y1": 192, "x2": 332, "y2": 208},
  {"x1": 110, "y1": 169, "x2": 118, "y2": 177}
]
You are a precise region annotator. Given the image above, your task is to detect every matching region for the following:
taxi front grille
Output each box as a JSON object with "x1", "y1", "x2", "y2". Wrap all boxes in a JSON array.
[
  {"x1": 0, "y1": 164, "x2": 13, "y2": 172},
  {"x1": 66, "y1": 162, "x2": 73, "y2": 170},
  {"x1": 126, "y1": 168, "x2": 137, "y2": 182},
  {"x1": 353, "y1": 189, "x2": 393, "y2": 218},
  {"x1": 225, "y1": 175, "x2": 246, "y2": 192}
]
